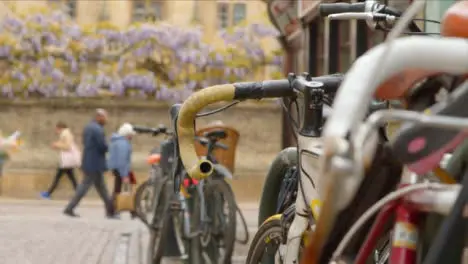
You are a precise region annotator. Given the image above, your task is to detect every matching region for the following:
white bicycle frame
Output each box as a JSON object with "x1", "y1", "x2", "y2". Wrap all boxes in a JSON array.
[
  {"x1": 321, "y1": 36, "x2": 468, "y2": 216},
  {"x1": 331, "y1": 108, "x2": 468, "y2": 261},
  {"x1": 312, "y1": 2, "x2": 468, "y2": 263},
  {"x1": 282, "y1": 135, "x2": 323, "y2": 263},
  {"x1": 284, "y1": 2, "x2": 468, "y2": 263}
]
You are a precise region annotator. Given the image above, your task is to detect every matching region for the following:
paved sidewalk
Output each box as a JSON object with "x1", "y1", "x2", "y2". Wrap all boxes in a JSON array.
[
  {"x1": 0, "y1": 199, "x2": 259, "y2": 264},
  {"x1": 0, "y1": 200, "x2": 144, "y2": 264}
]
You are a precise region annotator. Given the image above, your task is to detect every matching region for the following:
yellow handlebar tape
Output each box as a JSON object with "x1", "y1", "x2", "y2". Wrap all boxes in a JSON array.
[{"x1": 177, "y1": 84, "x2": 236, "y2": 180}]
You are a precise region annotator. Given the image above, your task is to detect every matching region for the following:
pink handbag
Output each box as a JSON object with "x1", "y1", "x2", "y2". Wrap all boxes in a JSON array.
[{"x1": 60, "y1": 144, "x2": 81, "y2": 168}]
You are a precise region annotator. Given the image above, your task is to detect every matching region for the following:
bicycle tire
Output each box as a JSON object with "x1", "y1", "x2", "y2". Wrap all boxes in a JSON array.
[
  {"x1": 135, "y1": 166, "x2": 163, "y2": 225},
  {"x1": 211, "y1": 178, "x2": 237, "y2": 262},
  {"x1": 235, "y1": 203, "x2": 250, "y2": 245},
  {"x1": 147, "y1": 179, "x2": 171, "y2": 264},
  {"x1": 135, "y1": 179, "x2": 153, "y2": 225},
  {"x1": 246, "y1": 217, "x2": 283, "y2": 264},
  {"x1": 194, "y1": 178, "x2": 237, "y2": 264},
  {"x1": 171, "y1": 207, "x2": 191, "y2": 263},
  {"x1": 188, "y1": 188, "x2": 203, "y2": 264}
]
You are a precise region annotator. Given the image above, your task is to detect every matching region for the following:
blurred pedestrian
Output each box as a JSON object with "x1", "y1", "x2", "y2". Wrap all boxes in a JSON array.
[
  {"x1": 40, "y1": 121, "x2": 80, "y2": 199},
  {"x1": 0, "y1": 130, "x2": 9, "y2": 178},
  {"x1": 0, "y1": 130, "x2": 21, "y2": 178},
  {"x1": 108, "y1": 123, "x2": 137, "y2": 217},
  {"x1": 63, "y1": 109, "x2": 115, "y2": 218}
]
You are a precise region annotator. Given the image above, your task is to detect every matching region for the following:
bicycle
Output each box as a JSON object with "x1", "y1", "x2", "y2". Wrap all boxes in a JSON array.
[
  {"x1": 132, "y1": 124, "x2": 172, "y2": 226},
  {"x1": 249, "y1": 0, "x2": 443, "y2": 262},
  {"x1": 174, "y1": 67, "x2": 414, "y2": 264},
  {"x1": 300, "y1": 1, "x2": 468, "y2": 263},
  {"x1": 135, "y1": 118, "x2": 241, "y2": 264},
  {"x1": 173, "y1": 1, "x2": 468, "y2": 263}
]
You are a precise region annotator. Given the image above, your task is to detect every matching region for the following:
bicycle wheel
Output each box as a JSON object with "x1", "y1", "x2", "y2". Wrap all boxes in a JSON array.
[
  {"x1": 246, "y1": 217, "x2": 284, "y2": 264},
  {"x1": 135, "y1": 179, "x2": 153, "y2": 224},
  {"x1": 190, "y1": 178, "x2": 236, "y2": 264},
  {"x1": 136, "y1": 166, "x2": 163, "y2": 225},
  {"x1": 147, "y1": 179, "x2": 172, "y2": 264},
  {"x1": 171, "y1": 203, "x2": 191, "y2": 263},
  {"x1": 186, "y1": 187, "x2": 203, "y2": 264}
]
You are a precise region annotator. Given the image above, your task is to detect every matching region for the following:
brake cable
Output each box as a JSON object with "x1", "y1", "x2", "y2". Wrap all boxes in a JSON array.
[{"x1": 196, "y1": 101, "x2": 240, "y2": 117}]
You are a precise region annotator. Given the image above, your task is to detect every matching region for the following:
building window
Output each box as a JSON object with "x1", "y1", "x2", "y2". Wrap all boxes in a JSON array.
[
  {"x1": 64, "y1": 0, "x2": 77, "y2": 18},
  {"x1": 132, "y1": 0, "x2": 164, "y2": 22},
  {"x1": 233, "y1": 3, "x2": 246, "y2": 25},
  {"x1": 217, "y1": 3, "x2": 230, "y2": 29},
  {"x1": 98, "y1": 1, "x2": 110, "y2": 21},
  {"x1": 150, "y1": 1, "x2": 163, "y2": 21},
  {"x1": 132, "y1": 0, "x2": 146, "y2": 22},
  {"x1": 49, "y1": 0, "x2": 77, "y2": 18},
  {"x1": 192, "y1": 0, "x2": 200, "y2": 23},
  {"x1": 217, "y1": 2, "x2": 247, "y2": 29}
]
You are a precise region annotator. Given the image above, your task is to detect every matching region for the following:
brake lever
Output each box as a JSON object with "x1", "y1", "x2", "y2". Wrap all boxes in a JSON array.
[
  {"x1": 328, "y1": 12, "x2": 397, "y2": 30},
  {"x1": 328, "y1": 12, "x2": 374, "y2": 21}
]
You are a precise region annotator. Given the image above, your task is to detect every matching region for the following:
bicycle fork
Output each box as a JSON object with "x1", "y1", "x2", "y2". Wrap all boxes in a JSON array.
[
  {"x1": 177, "y1": 193, "x2": 192, "y2": 237},
  {"x1": 178, "y1": 181, "x2": 207, "y2": 239}
]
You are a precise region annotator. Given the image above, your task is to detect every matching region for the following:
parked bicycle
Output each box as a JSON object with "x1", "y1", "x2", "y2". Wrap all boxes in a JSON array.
[
  {"x1": 301, "y1": 1, "x2": 468, "y2": 264},
  {"x1": 132, "y1": 124, "x2": 171, "y2": 225},
  {"x1": 173, "y1": 2, "x2": 468, "y2": 263},
  {"x1": 133, "y1": 117, "x2": 241, "y2": 264},
  {"x1": 172, "y1": 71, "x2": 390, "y2": 263},
  {"x1": 252, "y1": 1, "x2": 467, "y2": 263}
]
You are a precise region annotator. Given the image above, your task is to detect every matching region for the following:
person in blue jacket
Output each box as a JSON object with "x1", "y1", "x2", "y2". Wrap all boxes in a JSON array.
[
  {"x1": 64, "y1": 109, "x2": 115, "y2": 218},
  {"x1": 108, "y1": 123, "x2": 136, "y2": 216}
]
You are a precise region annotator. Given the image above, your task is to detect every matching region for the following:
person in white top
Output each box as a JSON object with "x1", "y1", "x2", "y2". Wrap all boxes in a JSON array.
[
  {"x1": 0, "y1": 130, "x2": 20, "y2": 177},
  {"x1": 40, "y1": 121, "x2": 81, "y2": 199}
]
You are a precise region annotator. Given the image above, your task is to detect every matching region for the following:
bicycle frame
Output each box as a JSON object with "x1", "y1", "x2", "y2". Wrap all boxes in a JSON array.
[
  {"x1": 168, "y1": 129, "x2": 238, "y2": 259},
  {"x1": 354, "y1": 179, "x2": 462, "y2": 264},
  {"x1": 311, "y1": 34, "x2": 468, "y2": 263},
  {"x1": 283, "y1": 135, "x2": 322, "y2": 263},
  {"x1": 329, "y1": 109, "x2": 468, "y2": 264},
  {"x1": 272, "y1": 76, "x2": 338, "y2": 264}
]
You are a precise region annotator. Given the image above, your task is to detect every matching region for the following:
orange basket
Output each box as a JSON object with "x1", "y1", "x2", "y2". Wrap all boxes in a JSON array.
[{"x1": 194, "y1": 125, "x2": 239, "y2": 173}]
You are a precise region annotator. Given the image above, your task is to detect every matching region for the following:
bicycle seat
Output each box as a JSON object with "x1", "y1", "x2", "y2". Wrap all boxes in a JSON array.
[
  {"x1": 390, "y1": 80, "x2": 468, "y2": 174},
  {"x1": 196, "y1": 136, "x2": 229, "y2": 150},
  {"x1": 204, "y1": 129, "x2": 227, "y2": 140}
]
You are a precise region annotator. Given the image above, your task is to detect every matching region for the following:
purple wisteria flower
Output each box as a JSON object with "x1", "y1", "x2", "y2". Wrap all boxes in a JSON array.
[{"x1": 0, "y1": 8, "x2": 283, "y2": 98}]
